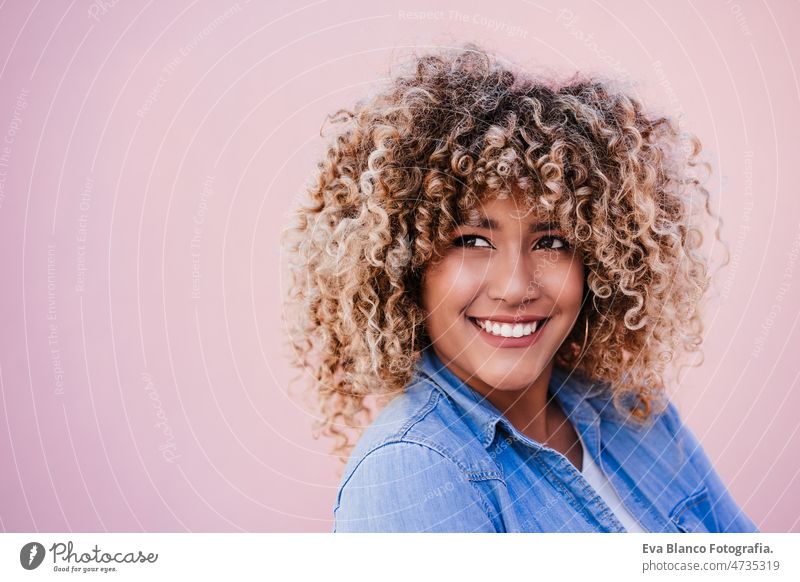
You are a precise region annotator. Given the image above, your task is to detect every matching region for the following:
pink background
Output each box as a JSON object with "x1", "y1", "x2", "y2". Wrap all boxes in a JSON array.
[{"x1": 0, "y1": 0, "x2": 798, "y2": 532}]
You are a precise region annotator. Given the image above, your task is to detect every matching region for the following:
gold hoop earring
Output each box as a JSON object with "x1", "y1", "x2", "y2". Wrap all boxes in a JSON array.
[{"x1": 577, "y1": 318, "x2": 590, "y2": 361}]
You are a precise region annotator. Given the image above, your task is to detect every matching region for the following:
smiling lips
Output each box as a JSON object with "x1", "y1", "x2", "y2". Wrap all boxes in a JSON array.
[
  {"x1": 475, "y1": 318, "x2": 545, "y2": 337},
  {"x1": 468, "y1": 315, "x2": 550, "y2": 347}
]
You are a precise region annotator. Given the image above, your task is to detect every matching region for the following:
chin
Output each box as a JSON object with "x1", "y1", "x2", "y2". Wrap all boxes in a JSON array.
[{"x1": 478, "y1": 363, "x2": 544, "y2": 393}]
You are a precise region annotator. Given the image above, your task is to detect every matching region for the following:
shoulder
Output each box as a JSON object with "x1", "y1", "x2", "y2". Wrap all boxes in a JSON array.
[
  {"x1": 570, "y1": 374, "x2": 702, "y2": 483},
  {"x1": 584, "y1": 382, "x2": 690, "y2": 459},
  {"x1": 587, "y1": 386, "x2": 736, "y2": 525},
  {"x1": 340, "y1": 377, "x2": 501, "y2": 481},
  {"x1": 644, "y1": 398, "x2": 759, "y2": 532},
  {"x1": 564, "y1": 368, "x2": 684, "y2": 444},
  {"x1": 333, "y1": 438, "x2": 499, "y2": 532},
  {"x1": 332, "y1": 379, "x2": 502, "y2": 532}
]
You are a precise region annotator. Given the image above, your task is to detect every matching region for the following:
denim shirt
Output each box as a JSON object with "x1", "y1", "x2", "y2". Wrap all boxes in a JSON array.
[{"x1": 333, "y1": 348, "x2": 759, "y2": 533}]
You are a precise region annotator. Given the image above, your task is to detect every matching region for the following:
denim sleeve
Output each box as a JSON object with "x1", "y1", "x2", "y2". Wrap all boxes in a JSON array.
[
  {"x1": 333, "y1": 441, "x2": 497, "y2": 532},
  {"x1": 665, "y1": 402, "x2": 759, "y2": 532}
]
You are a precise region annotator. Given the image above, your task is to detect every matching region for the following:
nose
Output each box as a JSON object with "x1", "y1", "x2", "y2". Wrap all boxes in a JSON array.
[{"x1": 485, "y1": 248, "x2": 541, "y2": 305}]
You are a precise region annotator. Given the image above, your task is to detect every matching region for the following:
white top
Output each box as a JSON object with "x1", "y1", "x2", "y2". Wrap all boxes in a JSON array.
[{"x1": 577, "y1": 432, "x2": 647, "y2": 532}]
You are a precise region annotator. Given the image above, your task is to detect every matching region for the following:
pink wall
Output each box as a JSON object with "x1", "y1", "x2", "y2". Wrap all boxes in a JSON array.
[{"x1": 0, "y1": 0, "x2": 797, "y2": 532}]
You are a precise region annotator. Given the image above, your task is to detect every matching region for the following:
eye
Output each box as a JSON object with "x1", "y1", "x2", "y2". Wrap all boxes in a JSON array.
[
  {"x1": 452, "y1": 234, "x2": 493, "y2": 249},
  {"x1": 535, "y1": 235, "x2": 570, "y2": 251}
]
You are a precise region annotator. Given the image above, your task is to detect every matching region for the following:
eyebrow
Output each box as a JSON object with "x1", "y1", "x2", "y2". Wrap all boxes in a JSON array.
[{"x1": 458, "y1": 215, "x2": 558, "y2": 233}]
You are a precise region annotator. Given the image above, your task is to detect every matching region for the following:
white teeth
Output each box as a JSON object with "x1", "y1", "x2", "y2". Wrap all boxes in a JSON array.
[{"x1": 476, "y1": 318, "x2": 542, "y2": 338}]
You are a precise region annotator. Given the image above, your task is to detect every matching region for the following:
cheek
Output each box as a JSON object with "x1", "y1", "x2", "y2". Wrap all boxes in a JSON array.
[
  {"x1": 422, "y1": 259, "x2": 482, "y2": 315},
  {"x1": 549, "y1": 258, "x2": 585, "y2": 309}
]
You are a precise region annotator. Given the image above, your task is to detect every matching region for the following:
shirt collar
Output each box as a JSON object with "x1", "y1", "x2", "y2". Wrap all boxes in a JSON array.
[{"x1": 413, "y1": 347, "x2": 607, "y2": 450}]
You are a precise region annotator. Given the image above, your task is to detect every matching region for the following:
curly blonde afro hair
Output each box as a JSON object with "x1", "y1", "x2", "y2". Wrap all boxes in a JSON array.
[{"x1": 282, "y1": 44, "x2": 716, "y2": 462}]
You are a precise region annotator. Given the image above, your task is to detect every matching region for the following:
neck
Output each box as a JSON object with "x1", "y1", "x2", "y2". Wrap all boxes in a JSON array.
[
  {"x1": 432, "y1": 347, "x2": 558, "y2": 444},
  {"x1": 481, "y1": 361, "x2": 557, "y2": 444}
]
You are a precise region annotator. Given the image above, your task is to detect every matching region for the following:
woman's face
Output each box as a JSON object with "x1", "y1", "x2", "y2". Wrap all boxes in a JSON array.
[{"x1": 421, "y1": 194, "x2": 585, "y2": 395}]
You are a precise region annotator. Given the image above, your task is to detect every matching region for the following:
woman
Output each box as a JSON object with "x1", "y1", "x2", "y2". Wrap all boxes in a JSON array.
[{"x1": 282, "y1": 44, "x2": 759, "y2": 533}]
